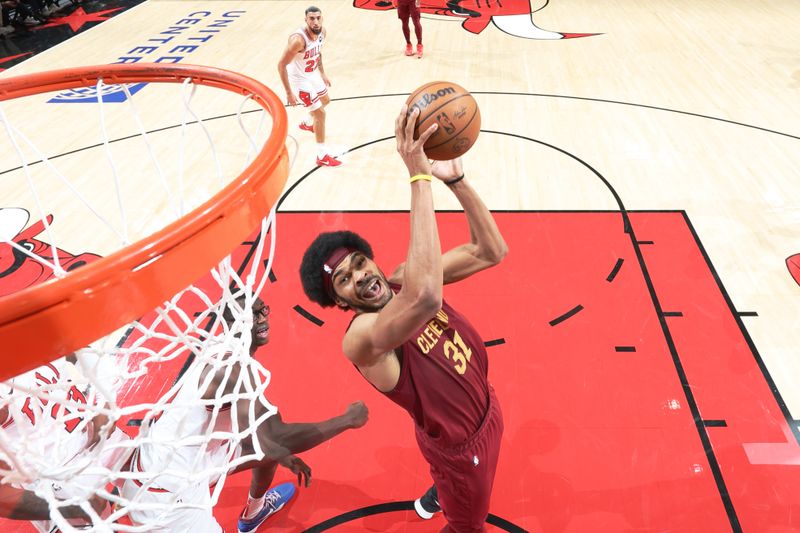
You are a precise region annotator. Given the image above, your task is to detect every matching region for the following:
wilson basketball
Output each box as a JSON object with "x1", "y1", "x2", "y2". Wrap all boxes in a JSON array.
[{"x1": 406, "y1": 81, "x2": 481, "y2": 161}]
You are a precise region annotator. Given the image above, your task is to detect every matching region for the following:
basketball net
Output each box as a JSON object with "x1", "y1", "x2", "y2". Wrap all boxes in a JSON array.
[{"x1": 0, "y1": 65, "x2": 293, "y2": 531}]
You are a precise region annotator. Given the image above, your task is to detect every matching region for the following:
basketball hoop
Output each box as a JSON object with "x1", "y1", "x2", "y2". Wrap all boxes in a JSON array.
[
  {"x1": 0, "y1": 63, "x2": 289, "y2": 382},
  {"x1": 0, "y1": 63, "x2": 289, "y2": 531}
]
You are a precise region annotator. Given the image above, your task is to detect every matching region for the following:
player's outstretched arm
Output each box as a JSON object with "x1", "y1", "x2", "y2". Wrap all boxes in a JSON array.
[
  {"x1": 345, "y1": 107, "x2": 441, "y2": 364},
  {"x1": 392, "y1": 158, "x2": 507, "y2": 284},
  {"x1": 433, "y1": 157, "x2": 507, "y2": 283},
  {"x1": 259, "y1": 401, "x2": 368, "y2": 455}
]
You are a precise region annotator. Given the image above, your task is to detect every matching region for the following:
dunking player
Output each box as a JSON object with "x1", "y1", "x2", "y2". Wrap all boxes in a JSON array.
[
  {"x1": 299, "y1": 106, "x2": 507, "y2": 531},
  {"x1": 393, "y1": 0, "x2": 423, "y2": 58},
  {"x1": 122, "y1": 296, "x2": 369, "y2": 533},
  {"x1": 278, "y1": 6, "x2": 342, "y2": 167}
]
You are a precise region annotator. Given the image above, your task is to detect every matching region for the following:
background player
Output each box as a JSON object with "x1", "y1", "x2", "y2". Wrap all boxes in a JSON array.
[
  {"x1": 299, "y1": 107, "x2": 508, "y2": 531},
  {"x1": 393, "y1": 0, "x2": 423, "y2": 57},
  {"x1": 278, "y1": 6, "x2": 342, "y2": 167}
]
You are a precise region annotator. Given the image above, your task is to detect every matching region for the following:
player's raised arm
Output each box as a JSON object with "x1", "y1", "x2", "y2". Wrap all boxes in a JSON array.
[
  {"x1": 433, "y1": 158, "x2": 507, "y2": 283},
  {"x1": 342, "y1": 107, "x2": 441, "y2": 364},
  {"x1": 391, "y1": 157, "x2": 507, "y2": 285}
]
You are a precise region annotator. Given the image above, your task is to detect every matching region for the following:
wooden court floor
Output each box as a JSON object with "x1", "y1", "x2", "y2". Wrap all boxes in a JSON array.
[{"x1": 1, "y1": 0, "x2": 799, "y2": 531}]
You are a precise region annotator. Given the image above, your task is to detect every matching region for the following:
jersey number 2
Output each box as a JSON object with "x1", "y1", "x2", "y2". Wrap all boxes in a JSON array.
[{"x1": 304, "y1": 58, "x2": 317, "y2": 72}]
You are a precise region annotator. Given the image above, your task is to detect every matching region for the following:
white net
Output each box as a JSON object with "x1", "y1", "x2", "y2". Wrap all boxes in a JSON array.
[{"x1": 0, "y1": 67, "x2": 294, "y2": 531}]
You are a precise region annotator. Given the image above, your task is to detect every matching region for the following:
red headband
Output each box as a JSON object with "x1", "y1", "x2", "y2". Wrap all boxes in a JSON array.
[{"x1": 322, "y1": 247, "x2": 356, "y2": 300}]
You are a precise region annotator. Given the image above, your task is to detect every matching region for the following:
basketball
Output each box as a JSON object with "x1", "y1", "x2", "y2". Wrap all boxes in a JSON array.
[{"x1": 405, "y1": 81, "x2": 481, "y2": 161}]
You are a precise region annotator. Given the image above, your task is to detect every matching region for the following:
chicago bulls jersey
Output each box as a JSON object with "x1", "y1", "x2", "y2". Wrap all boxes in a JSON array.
[
  {"x1": 134, "y1": 345, "x2": 272, "y2": 491},
  {"x1": 380, "y1": 284, "x2": 490, "y2": 445},
  {"x1": 0, "y1": 360, "x2": 92, "y2": 467},
  {"x1": 286, "y1": 27, "x2": 324, "y2": 80}
]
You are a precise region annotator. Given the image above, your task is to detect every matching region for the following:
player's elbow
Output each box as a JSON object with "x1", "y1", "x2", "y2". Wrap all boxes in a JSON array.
[
  {"x1": 487, "y1": 241, "x2": 509, "y2": 265},
  {"x1": 480, "y1": 233, "x2": 509, "y2": 265}
]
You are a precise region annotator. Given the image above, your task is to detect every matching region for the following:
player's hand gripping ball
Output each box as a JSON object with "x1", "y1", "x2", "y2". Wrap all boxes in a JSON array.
[{"x1": 405, "y1": 81, "x2": 481, "y2": 161}]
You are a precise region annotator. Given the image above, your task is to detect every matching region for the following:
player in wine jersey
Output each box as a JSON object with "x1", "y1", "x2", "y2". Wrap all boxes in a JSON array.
[
  {"x1": 299, "y1": 106, "x2": 508, "y2": 532},
  {"x1": 121, "y1": 296, "x2": 369, "y2": 533},
  {"x1": 278, "y1": 6, "x2": 342, "y2": 167},
  {"x1": 0, "y1": 356, "x2": 128, "y2": 532},
  {"x1": 393, "y1": 0, "x2": 423, "y2": 58}
]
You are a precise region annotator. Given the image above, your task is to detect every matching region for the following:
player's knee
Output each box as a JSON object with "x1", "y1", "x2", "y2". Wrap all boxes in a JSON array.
[{"x1": 311, "y1": 106, "x2": 325, "y2": 119}]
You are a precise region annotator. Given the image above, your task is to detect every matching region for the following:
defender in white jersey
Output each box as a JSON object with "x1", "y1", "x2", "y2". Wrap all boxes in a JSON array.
[
  {"x1": 121, "y1": 297, "x2": 369, "y2": 533},
  {"x1": 0, "y1": 356, "x2": 128, "y2": 532},
  {"x1": 278, "y1": 6, "x2": 343, "y2": 167}
]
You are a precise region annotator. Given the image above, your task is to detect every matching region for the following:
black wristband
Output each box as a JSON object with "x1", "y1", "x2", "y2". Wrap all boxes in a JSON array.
[{"x1": 445, "y1": 174, "x2": 465, "y2": 186}]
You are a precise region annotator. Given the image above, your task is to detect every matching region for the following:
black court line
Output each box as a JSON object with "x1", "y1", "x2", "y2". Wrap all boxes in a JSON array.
[
  {"x1": 302, "y1": 501, "x2": 527, "y2": 532},
  {"x1": 606, "y1": 258, "x2": 624, "y2": 282},
  {"x1": 549, "y1": 304, "x2": 584, "y2": 326},
  {"x1": 276, "y1": 136, "x2": 392, "y2": 211},
  {"x1": 265, "y1": 264, "x2": 277, "y2": 282},
  {"x1": 704, "y1": 420, "x2": 728, "y2": 427},
  {"x1": 637, "y1": 240, "x2": 655, "y2": 245},
  {"x1": 294, "y1": 305, "x2": 324, "y2": 326},
  {"x1": 663, "y1": 311, "x2": 684, "y2": 317},
  {"x1": 470, "y1": 91, "x2": 800, "y2": 142},
  {"x1": 682, "y1": 212, "x2": 800, "y2": 446},
  {"x1": 485, "y1": 338, "x2": 506, "y2": 347},
  {"x1": 738, "y1": 311, "x2": 758, "y2": 317},
  {"x1": 625, "y1": 212, "x2": 741, "y2": 530},
  {"x1": 615, "y1": 346, "x2": 636, "y2": 353},
  {"x1": 3, "y1": 89, "x2": 797, "y2": 180}
]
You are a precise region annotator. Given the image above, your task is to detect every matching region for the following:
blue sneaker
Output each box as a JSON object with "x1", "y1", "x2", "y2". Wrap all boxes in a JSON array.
[{"x1": 237, "y1": 482, "x2": 296, "y2": 533}]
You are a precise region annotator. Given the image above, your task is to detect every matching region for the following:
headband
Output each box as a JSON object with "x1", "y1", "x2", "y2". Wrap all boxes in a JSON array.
[{"x1": 322, "y1": 247, "x2": 357, "y2": 300}]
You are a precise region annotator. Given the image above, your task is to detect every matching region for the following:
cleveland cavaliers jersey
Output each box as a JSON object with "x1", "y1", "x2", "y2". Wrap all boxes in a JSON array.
[
  {"x1": 381, "y1": 284, "x2": 490, "y2": 445},
  {"x1": 286, "y1": 27, "x2": 324, "y2": 80}
]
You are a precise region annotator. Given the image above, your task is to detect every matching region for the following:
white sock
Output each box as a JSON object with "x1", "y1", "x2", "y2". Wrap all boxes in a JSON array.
[
  {"x1": 303, "y1": 115, "x2": 313, "y2": 127},
  {"x1": 243, "y1": 492, "x2": 265, "y2": 519},
  {"x1": 317, "y1": 144, "x2": 327, "y2": 158}
]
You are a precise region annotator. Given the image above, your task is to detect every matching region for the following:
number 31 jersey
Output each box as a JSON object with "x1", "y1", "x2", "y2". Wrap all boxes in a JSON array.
[{"x1": 383, "y1": 284, "x2": 491, "y2": 446}]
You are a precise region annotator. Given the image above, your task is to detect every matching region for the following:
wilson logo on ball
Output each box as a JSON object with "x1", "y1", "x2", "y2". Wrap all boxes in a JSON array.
[{"x1": 409, "y1": 86, "x2": 456, "y2": 114}]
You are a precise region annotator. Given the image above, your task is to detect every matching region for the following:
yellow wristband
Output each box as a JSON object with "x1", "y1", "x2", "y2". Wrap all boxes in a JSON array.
[{"x1": 410, "y1": 174, "x2": 432, "y2": 184}]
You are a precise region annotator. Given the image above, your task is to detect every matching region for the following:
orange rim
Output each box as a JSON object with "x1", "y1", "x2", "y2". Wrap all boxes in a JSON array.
[{"x1": 0, "y1": 64, "x2": 289, "y2": 381}]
